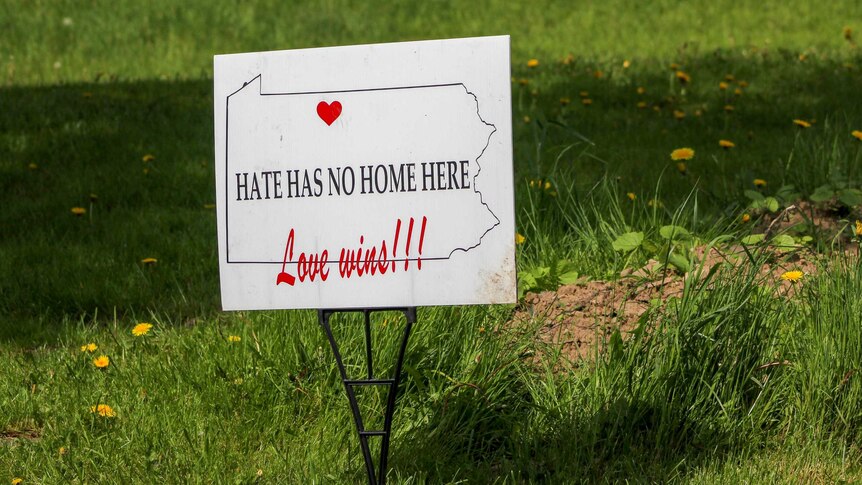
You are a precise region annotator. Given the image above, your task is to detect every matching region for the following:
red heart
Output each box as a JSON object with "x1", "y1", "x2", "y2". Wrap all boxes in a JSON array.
[{"x1": 317, "y1": 101, "x2": 342, "y2": 126}]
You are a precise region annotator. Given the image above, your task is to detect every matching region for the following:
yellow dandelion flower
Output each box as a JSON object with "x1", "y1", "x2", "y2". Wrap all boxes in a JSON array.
[
  {"x1": 579, "y1": 91, "x2": 589, "y2": 98},
  {"x1": 543, "y1": 181, "x2": 551, "y2": 190},
  {"x1": 526, "y1": 59, "x2": 539, "y2": 68},
  {"x1": 59, "y1": 446, "x2": 67, "y2": 456},
  {"x1": 669, "y1": 62, "x2": 680, "y2": 70},
  {"x1": 132, "y1": 322, "x2": 153, "y2": 337},
  {"x1": 851, "y1": 130, "x2": 862, "y2": 140},
  {"x1": 12, "y1": 479, "x2": 23, "y2": 485},
  {"x1": 581, "y1": 98, "x2": 593, "y2": 106},
  {"x1": 90, "y1": 404, "x2": 116, "y2": 417},
  {"x1": 636, "y1": 86, "x2": 645, "y2": 95},
  {"x1": 28, "y1": 162, "x2": 38, "y2": 170},
  {"x1": 523, "y1": 115, "x2": 531, "y2": 124},
  {"x1": 724, "y1": 74, "x2": 735, "y2": 82},
  {"x1": 80, "y1": 342, "x2": 97, "y2": 352},
  {"x1": 673, "y1": 110, "x2": 685, "y2": 119},
  {"x1": 798, "y1": 53, "x2": 807, "y2": 61},
  {"x1": 622, "y1": 59, "x2": 631, "y2": 69},
  {"x1": 140, "y1": 257, "x2": 157, "y2": 265},
  {"x1": 793, "y1": 119, "x2": 811, "y2": 128},
  {"x1": 737, "y1": 80, "x2": 749, "y2": 88},
  {"x1": 780, "y1": 270, "x2": 804, "y2": 282},
  {"x1": 593, "y1": 70, "x2": 604, "y2": 79},
  {"x1": 627, "y1": 192, "x2": 637, "y2": 201},
  {"x1": 742, "y1": 213, "x2": 751, "y2": 223},
  {"x1": 734, "y1": 88, "x2": 743, "y2": 96},
  {"x1": 227, "y1": 335, "x2": 241, "y2": 342},
  {"x1": 70, "y1": 207, "x2": 86, "y2": 215},
  {"x1": 723, "y1": 104, "x2": 735, "y2": 112},
  {"x1": 518, "y1": 78, "x2": 529, "y2": 86},
  {"x1": 558, "y1": 97, "x2": 570, "y2": 106},
  {"x1": 675, "y1": 70, "x2": 691, "y2": 84},
  {"x1": 670, "y1": 148, "x2": 695, "y2": 160},
  {"x1": 637, "y1": 101, "x2": 648, "y2": 109},
  {"x1": 753, "y1": 178, "x2": 767, "y2": 188},
  {"x1": 719, "y1": 81, "x2": 729, "y2": 90},
  {"x1": 719, "y1": 139, "x2": 735, "y2": 149},
  {"x1": 562, "y1": 54, "x2": 574, "y2": 65},
  {"x1": 855, "y1": 220, "x2": 862, "y2": 236},
  {"x1": 92, "y1": 355, "x2": 110, "y2": 368},
  {"x1": 676, "y1": 162, "x2": 687, "y2": 174},
  {"x1": 142, "y1": 154, "x2": 155, "y2": 162},
  {"x1": 515, "y1": 233, "x2": 526, "y2": 245}
]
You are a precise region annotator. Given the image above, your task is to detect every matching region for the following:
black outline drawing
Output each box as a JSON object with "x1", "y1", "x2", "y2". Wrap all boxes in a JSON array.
[{"x1": 224, "y1": 75, "x2": 499, "y2": 265}]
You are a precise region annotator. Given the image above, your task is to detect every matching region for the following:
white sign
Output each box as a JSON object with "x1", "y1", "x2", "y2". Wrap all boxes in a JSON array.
[{"x1": 214, "y1": 36, "x2": 515, "y2": 310}]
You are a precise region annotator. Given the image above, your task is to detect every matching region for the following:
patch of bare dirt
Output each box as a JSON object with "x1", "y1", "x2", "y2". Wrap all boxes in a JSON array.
[{"x1": 0, "y1": 423, "x2": 41, "y2": 446}]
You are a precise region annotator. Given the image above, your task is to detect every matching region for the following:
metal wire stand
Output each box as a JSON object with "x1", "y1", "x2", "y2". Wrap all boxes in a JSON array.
[{"x1": 318, "y1": 307, "x2": 416, "y2": 485}]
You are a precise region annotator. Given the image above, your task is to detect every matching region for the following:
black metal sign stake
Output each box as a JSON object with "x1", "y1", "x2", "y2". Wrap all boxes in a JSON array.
[{"x1": 318, "y1": 307, "x2": 416, "y2": 485}]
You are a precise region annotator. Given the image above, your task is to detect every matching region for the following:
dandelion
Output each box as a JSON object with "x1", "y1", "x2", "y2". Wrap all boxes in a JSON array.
[
  {"x1": 670, "y1": 148, "x2": 695, "y2": 160},
  {"x1": 734, "y1": 88, "x2": 743, "y2": 96},
  {"x1": 90, "y1": 404, "x2": 116, "y2": 417},
  {"x1": 669, "y1": 62, "x2": 680, "y2": 70},
  {"x1": 132, "y1": 322, "x2": 153, "y2": 337},
  {"x1": 737, "y1": 80, "x2": 749, "y2": 88},
  {"x1": 28, "y1": 162, "x2": 38, "y2": 170},
  {"x1": 723, "y1": 104, "x2": 735, "y2": 112},
  {"x1": 559, "y1": 97, "x2": 570, "y2": 105},
  {"x1": 676, "y1": 162, "x2": 687, "y2": 174},
  {"x1": 80, "y1": 343, "x2": 97, "y2": 352},
  {"x1": 742, "y1": 213, "x2": 751, "y2": 223},
  {"x1": 719, "y1": 139, "x2": 735, "y2": 149},
  {"x1": 59, "y1": 446, "x2": 67, "y2": 456},
  {"x1": 12, "y1": 479, "x2": 23, "y2": 485},
  {"x1": 622, "y1": 59, "x2": 631, "y2": 68},
  {"x1": 627, "y1": 192, "x2": 637, "y2": 201},
  {"x1": 581, "y1": 98, "x2": 593, "y2": 106},
  {"x1": 636, "y1": 86, "x2": 645, "y2": 95},
  {"x1": 579, "y1": 91, "x2": 589, "y2": 98},
  {"x1": 523, "y1": 115, "x2": 531, "y2": 124},
  {"x1": 753, "y1": 178, "x2": 767, "y2": 188},
  {"x1": 517, "y1": 78, "x2": 529, "y2": 86},
  {"x1": 637, "y1": 101, "x2": 648, "y2": 109},
  {"x1": 562, "y1": 54, "x2": 574, "y2": 65},
  {"x1": 852, "y1": 130, "x2": 862, "y2": 140},
  {"x1": 515, "y1": 233, "x2": 525, "y2": 245},
  {"x1": 543, "y1": 181, "x2": 551, "y2": 190},
  {"x1": 593, "y1": 70, "x2": 604, "y2": 79},
  {"x1": 142, "y1": 154, "x2": 155, "y2": 162},
  {"x1": 70, "y1": 207, "x2": 86, "y2": 216},
  {"x1": 227, "y1": 335, "x2": 241, "y2": 343},
  {"x1": 675, "y1": 70, "x2": 691, "y2": 84},
  {"x1": 719, "y1": 81, "x2": 729, "y2": 90},
  {"x1": 92, "y1": 355, "x2": 109, "y2": 369},
  {"x1": 724, "y1": 74, "x2": 735, "y2": 82},
  {"x1": 526, "y1": 59, "x2": 539, "y2": 68},
  {"x1": 673, "y1": 110, "x2": 685, "y2": 120},
  {"x1": 793, "y1": 119, "x2": 811, "y2": 128},
  {"x1": 780, "y1": 270, "x2": 804, "y2": 282},
  {"x1": 140, "y1": 257, "x2": 157, "y2": 265},
  {"x1": 855, "y1": 220, "x2": 862, "y2": 236}
]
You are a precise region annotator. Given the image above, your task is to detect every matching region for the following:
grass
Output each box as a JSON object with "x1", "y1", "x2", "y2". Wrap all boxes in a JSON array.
[{"x1": 3, "y1": 0, "x2": 862, "y2": 482}]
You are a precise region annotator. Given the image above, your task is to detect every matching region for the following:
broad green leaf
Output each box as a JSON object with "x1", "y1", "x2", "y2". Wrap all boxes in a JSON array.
[
  {"x1": 744, "y1": 190, "x2": 765, "y2": 202},
  {"x1": 765, "y1": 197, "x2": 780, "y2": 212},
  {"x1": 838, "y1": 188, "x2": 862, "y2": 207},
  {"x1": 810, "y1": 185, "x2": 834, "y2": 203},
  {"x1": 659, "y1": 225, "x2": 691, "y2": 240},
  {"x1": 667, "y1": 252, "x2": 691, "y2": 272},
  {"x1": 612, "y1": 232, "x2": 644, "y2": 252},
  {"x1": 770, "y1": 234, "x2": 797, "y2": 248},
  {"x1": 558, "y1": 270, "x2": 580, "y2": 285},
  {"x1": 742, "y1": 234, "x2": 766, "y2": 245}
]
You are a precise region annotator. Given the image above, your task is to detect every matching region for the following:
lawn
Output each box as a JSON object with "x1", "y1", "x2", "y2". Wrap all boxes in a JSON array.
[{"x1": 2, "y1": 1, "x2": 862, "y2": 483}]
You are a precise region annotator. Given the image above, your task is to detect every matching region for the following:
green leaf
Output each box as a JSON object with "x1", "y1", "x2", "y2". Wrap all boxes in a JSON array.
[
  {"x1": 742, "y1": 234, "x2": 766, "y2": 245},
  {"x1": 765, "y1": 197, "x2": 780, "y2": 212},
  {"x1": 838, "y1": 188, "x2": 862, "y2": 207},
  {"x1": 770, "y1": 234, "x2": 797, "y2": 249},
  {"x1": 744, "y1": 190, "x2": 765, "y2": 202},
  {"x1": 667, "y1": 252, "x2": 691, "y2": 272},
  {"x1": 558, "y1": 270, "x2": 580, "y2": 285},
  {"x1": 659, "y1": 225, "x2": 691, "y2": 240},
  {"x1": 810, "y1": 185, "x2": 834, "y2": 203},
  {"x1": 612, "y1": 232, "x2": 644, "y2": 252}
]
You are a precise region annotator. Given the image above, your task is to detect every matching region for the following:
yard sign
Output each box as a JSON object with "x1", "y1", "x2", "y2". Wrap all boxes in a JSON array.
[{"x1": 214, "y1": 36, "x2": 515, "y2": 310}]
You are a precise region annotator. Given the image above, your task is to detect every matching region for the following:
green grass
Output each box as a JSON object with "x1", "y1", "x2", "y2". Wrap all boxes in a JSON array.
[{"x1": 3, "y1": 1, "x2": 862, "y2": 483}]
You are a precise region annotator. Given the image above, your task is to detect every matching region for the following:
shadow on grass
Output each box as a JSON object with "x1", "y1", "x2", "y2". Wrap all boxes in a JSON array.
[{"x1": 0, "y1": 78, "x2": 219, "y2": 342}]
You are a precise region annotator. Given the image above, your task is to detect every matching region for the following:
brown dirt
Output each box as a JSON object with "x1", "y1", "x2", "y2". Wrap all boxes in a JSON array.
[{"x1": 0, "y1": 424, "x2": 41, "y2": 445}]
